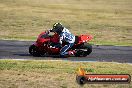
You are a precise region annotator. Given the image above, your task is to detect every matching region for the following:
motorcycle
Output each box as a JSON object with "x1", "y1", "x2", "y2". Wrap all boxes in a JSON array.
[{"x1": 29, "y1": 31, "x2": 93, "y2": 57}]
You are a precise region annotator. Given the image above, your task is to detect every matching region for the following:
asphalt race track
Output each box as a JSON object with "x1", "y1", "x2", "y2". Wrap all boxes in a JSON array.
[{"x1": 0, "y1": 40, "x2": 132, "y2": 63}]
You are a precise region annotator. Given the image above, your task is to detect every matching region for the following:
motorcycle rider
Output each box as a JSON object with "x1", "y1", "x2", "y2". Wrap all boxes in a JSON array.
[{"x1": 51, "y1": 23, "x2": 75, "y2": 58}]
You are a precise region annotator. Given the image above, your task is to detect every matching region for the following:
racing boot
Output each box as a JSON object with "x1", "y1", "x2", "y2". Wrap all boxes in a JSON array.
[{"x1": 68, "y1": 50, "x2": 76, "y2": 55}]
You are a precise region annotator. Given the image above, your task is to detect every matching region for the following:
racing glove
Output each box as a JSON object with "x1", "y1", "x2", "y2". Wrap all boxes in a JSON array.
[{"x1": 45, "y1": 29, "x2": 52, "y2": 34}]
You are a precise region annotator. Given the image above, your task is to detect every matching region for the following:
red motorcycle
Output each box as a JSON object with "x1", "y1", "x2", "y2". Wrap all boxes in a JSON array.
[{"x1": 29, "y1": 31, "x2": 93, "y2": 57}]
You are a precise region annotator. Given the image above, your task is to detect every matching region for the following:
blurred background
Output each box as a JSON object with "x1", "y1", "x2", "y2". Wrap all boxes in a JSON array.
[{"x1": 0, "y1": 0, "x2": 132, "y2": 46}]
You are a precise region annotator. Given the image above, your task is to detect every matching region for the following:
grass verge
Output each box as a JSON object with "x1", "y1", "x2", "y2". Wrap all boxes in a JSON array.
[
  {"x1": 0, "y1": 0, "x2": 132, "y2": 46},
  {"x1": 0, "y1": 60, "x2": 132, "y2": 88}
]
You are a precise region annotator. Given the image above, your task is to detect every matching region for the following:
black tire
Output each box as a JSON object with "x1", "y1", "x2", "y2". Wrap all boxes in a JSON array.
[
  {"x1": 76, "y1": 75, "x2": 86, "y2": 85},
  {"x1": 75, "y1": 43, "x2": 92, "y2": 57},
  {"x1": 29, "y1": 45, "x2": 40, "y2": 57},
  {"x1": 84, "y1": 43, "x2": 92, "y2": 55},
  {"x1": 75, "y1": 50, "x2": 87, "y2": 57}
]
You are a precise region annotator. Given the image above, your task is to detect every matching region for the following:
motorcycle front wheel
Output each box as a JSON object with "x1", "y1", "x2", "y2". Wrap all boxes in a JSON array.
[{"x1": 29, "y1": 45, "x2": 41, "y2": 57}]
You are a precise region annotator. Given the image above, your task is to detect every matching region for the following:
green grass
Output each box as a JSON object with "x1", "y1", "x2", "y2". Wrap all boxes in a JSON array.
[
  {"x1": 0, "y1": 0, "x2": 132, "y2": 46},
  {"x1": 0, "y1": 60, "x2": 132, "y2": 88}
]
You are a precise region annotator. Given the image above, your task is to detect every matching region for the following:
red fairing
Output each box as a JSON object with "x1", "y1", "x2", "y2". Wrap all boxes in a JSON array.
[
  {"x1": 50, "y1": 33, "x2": 59, "y2": 43},
  {"x1": 78, "y1": 35, "x2": 93, "y2": 44},
  {"x1": 35, "y1": 31, "x2": 60, "y2": 54},
  {"x1": 35, "y1": 32, "x2": 50, "y2": 47}
]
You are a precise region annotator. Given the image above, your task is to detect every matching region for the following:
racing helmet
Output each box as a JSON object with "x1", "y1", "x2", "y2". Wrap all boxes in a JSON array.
[{"x1": 52, "y1": 23, "x2": 64, "y2": 34}]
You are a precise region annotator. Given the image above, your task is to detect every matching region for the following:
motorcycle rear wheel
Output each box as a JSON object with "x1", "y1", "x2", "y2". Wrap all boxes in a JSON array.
[{"x1": 75, "y1": 43, "x2": 92, "y2": 57}]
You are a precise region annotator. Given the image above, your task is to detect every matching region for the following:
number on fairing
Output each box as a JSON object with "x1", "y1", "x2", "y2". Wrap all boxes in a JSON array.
[{"x1": 65, "y1": 32, "x2": 73, "y2": 41}]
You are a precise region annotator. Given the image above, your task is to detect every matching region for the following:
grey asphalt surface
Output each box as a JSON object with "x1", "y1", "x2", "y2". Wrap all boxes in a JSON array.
[{"x1": 0, "y1": 40, "x2": 132, "y2": 63}]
